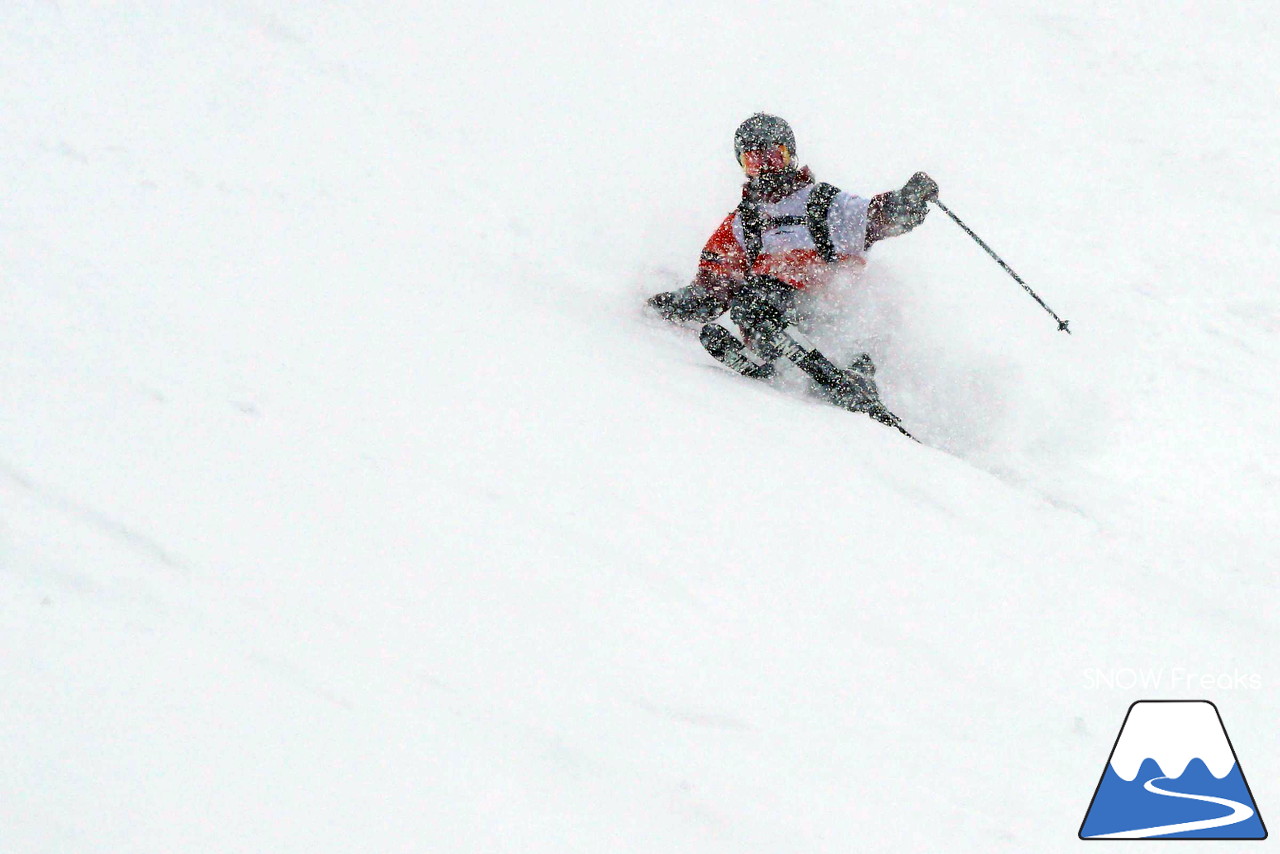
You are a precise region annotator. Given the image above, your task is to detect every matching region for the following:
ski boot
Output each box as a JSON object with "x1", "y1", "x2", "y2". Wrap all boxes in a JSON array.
[
  {"x1": 815, "y1": 353, "x2": 879, "y2": 413},
  {"x1": 821, "y1": 354, "x2": 914, "y2": 436}
]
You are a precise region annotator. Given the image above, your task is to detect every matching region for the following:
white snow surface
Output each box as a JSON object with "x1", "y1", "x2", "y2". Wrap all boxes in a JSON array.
[
  {"x1": 2, "y1": 2, "x2": 1278, "y2": 851},
  {"x1": 1109, "y1": 701, "x2": 1237, "y2": 781}
]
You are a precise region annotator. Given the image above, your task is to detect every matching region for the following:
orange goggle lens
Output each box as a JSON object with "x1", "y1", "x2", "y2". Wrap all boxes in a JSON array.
[{"x1": 739, "y1": 146, "x2": 791, "y2": 173}]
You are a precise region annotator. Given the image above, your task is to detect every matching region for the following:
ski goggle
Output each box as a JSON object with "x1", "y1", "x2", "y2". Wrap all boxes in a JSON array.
[{"x1": 738, "y1": 145, "x2": 791, "y2": 174}]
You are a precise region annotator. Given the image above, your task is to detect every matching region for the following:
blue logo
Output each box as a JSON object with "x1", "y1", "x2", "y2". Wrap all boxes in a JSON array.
[{"x1": 1080, "y1": 700, "x2": 1266, "y2": 839}]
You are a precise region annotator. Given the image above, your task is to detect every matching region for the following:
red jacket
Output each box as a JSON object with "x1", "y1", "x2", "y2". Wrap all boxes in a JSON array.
[{"x1": 694, "y1": 166, "x2": 900, "y2": 300}]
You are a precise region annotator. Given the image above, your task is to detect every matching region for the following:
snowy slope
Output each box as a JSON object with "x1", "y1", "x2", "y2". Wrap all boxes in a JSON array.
[{"x1": 3, "y1": 2, "x2": 1278, "y2": 851}]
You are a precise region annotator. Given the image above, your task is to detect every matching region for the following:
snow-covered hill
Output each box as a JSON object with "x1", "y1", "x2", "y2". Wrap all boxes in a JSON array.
[{"x1": 3, "y1": 2, "x2": 1277, "y2": 851}]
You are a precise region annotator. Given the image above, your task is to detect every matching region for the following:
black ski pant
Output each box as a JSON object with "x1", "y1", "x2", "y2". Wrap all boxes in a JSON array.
[{"x1": 729, "y1": 276, "x2": 857, "y2": 394}]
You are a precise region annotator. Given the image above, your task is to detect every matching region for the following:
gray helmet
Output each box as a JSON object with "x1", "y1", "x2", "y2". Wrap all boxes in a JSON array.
[{"x1": 733, "y1": 113, "x2": 796, "y2": 162}]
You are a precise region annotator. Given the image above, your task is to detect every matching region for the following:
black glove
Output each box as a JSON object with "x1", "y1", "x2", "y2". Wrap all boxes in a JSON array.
[
  {"x1": 886, "y1": 172, "x2": 937, "y2": 231},
  {"x1": 901, "y1": 171, "x2": 939, "y2": 205},
  {"x1": 647, "y1": 285, "x2": 728, "y2": 324}
]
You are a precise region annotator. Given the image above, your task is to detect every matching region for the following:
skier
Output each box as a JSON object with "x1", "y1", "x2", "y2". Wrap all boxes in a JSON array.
[{"x1": 648, "y1": 113, "x2": 937, "y2": 426}]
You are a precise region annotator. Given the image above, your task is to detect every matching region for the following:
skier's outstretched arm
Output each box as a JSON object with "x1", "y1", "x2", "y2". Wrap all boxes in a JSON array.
[
  {"x1": 648, "y1": 212, "x2": 747, "y2": 323},
  {"x1": 866, "y1": 172, "x2": 938, "y2": 248}
]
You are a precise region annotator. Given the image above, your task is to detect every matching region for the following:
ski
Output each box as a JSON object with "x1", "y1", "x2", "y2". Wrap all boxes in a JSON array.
[
  {"x1": 865, "y1": 403, "x2": 919, "y2": 442},
  {"x1": 698, "y1": 322, "x2": 919, "y2": 441},
  {"x1": 698, "y1": 323, "x2": 776, "y2": 380}
]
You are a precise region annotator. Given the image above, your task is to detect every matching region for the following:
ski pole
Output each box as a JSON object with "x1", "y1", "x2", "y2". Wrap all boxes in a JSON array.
[{"x1": 931, "y1": 198, "x2": 1071, "y2": 334}]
